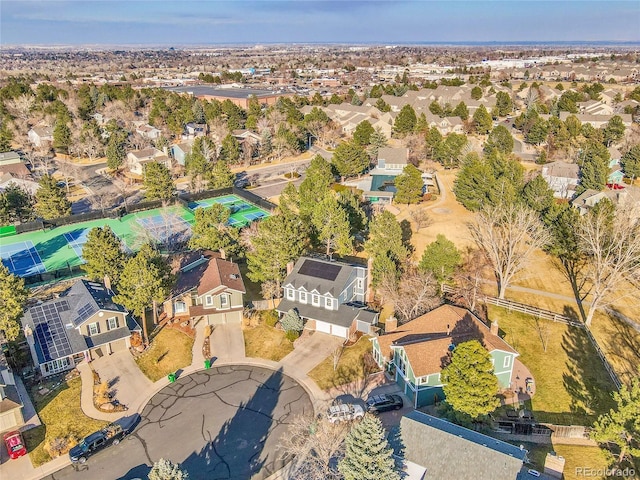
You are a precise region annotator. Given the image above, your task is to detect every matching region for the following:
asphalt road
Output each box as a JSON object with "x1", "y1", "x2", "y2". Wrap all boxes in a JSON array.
[{"x1": 45, "y1": 365, "x2": 313, "y2": 480}]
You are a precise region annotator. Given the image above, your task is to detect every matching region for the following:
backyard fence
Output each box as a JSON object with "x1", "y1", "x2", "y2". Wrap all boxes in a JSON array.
[
  {"x1": 232, "y1": 186, "x2": 277, "y2": 212},
  {"x1": 442, "y1": 285, "x2": 623, "y2": 390}
]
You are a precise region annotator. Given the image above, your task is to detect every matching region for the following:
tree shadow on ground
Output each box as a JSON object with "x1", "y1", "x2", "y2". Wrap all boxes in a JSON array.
[
  {"x1": 329, "y1": 353, "x2": 381, "y2": 399},
  {"x1": 181, "y1": 368, "x2": 284, "y2": 480},
  {"x1": 561, "y1": 326, "x2": 616, "y2": 424},
  {"x1": 596, "y1": 308, "x2": 640, "y2": 385}
]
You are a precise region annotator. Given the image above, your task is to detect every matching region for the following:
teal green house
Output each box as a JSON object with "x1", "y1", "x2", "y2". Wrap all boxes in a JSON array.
[{"x1": 371, "y1": 305, "x2": 519, "y2": 408}]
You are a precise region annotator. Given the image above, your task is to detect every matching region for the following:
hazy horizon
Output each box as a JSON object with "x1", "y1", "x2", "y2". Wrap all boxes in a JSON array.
[{"x1": 2, "y1": 1, "x2": 639, "y2": 46}]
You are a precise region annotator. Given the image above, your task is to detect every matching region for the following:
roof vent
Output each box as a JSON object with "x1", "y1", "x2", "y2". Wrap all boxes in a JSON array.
[{"x1": 230, "y1": 274, "x2": 239, "y2": 279}]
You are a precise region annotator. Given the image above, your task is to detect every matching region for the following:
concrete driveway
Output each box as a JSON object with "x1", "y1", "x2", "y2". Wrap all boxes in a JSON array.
[
  {"x1": 279, "y1": 331, "x2": 343, "y2": 376},
  {"x1": 91, "y1": 350, "x2": 153, "y2": 411},
  {"x1": 210, "y1": 323, "x2": 246, "y2": 363}
]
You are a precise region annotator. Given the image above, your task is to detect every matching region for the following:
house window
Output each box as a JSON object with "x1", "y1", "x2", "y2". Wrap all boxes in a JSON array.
[
  {"x1": 356, "y1": 278, "x2": 364, "y2": 291},
  {"x1": 396, "y1": 353, "x2": 406, "y2": 376},
  {"x1": 286, "y1": 289, "x2": 295, "y2": 300},
  {"x1": 205, "y1": 295, "x2": 214, "y2": 307},
  {"x1": 299, "y1": 292, "x2": 307, "y2": 304},
  {"x1": 503, "y1": 356, "x2": 512, "y2": 369},
  {"x1": 107, "y1": 317, "x2": 119, "y2": 331},
  {"x1": 44, "y1": 357, "x2": 70, "y2": 374},
  {"x1": 220, "y1": 294, "x2": 229, "y2": 308},
  {"x1": 174, "y1": 301, "x2": 187, "y2": 314},
  {"x1": 88, "y1": 322, "x2": 100, "y2": 336},
  {"x1": 325, "y1": 296, "x2": 333, "y2": 309},
  {"x1": 312, "y1": 294, "x2": 320, "y2": 306}
]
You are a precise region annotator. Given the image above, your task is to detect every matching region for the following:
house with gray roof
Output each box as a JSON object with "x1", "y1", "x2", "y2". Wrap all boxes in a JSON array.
[
  {"x1": 21, "y1": 280, "x2": 141, "y2": 377},
  {"x1": 276, "y1": 256, "x2": 378, "y2": 339},
  {"x1": 396, "y1": 411, "x2": 528, "y2": 480},
  {"x1": 27, "y1": 126, "x2": 54, "y2": 148},
  {"x1": 541, "y1": 161, "x2": 580, "y2": 199},
  {"x1": 0, "y1": 346, "x2": 25, "y2": 432}
]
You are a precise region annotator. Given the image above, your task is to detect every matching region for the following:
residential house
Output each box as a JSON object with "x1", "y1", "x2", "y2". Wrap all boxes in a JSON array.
[
  {"x1": 541, "y1": 161, "x2": 580, "y2": 199},
  {"x1": 394, "y1": 411, "x2": 528, "y2": 480},
  {"x1": 558, "y1": 112, "x2": 633, "y2": 129},
  {"x1": 162, "y1": 251, "x2": 246, "y2": 326},
  {"x1": 134, "y1": 123, "x2": 162, "y2": 140},
  {"x1": 276, "y1": 256, "x2": 378, "y2": 339},
  {"x1": 572, "y1": 186, "x2": 640, "y2": 216},
  {"x1": 0, "y1": 151, "x2": 31, "y2": 178},
  {"x1": 0, "y1": 173, "x2": 40, "y2": 195},
  {"x1": 27, "y1": 126, "x2": 54, "y2": 148},
  {"x1": 232, "y1": 129, "x2": 262, "y2": 158},
  {"x1": 376, "y1": 147, "x2": 409, "y2": 172},
  {"x1": 578, "y1": 100, "x2": 614, "y2": 116},
  {"x1": 608, "y1": 148, "x2": 624, "y2": 186},
  {"x1": 0, "y1": 347, "x2": 24, "y2": 432},
  {"x1": 21, "y1": 280, "x2": 141, "y2": 377},
  {"x1": 371, "y1": 305, "x2": 519, "y2": 407},
  {"x1": 126, "y1": 148, "x2": 172, "y2": 176},
  {"x1": 183, "y1": 123, "x2": 208, "y2": 140},
  {"x1": 170, "y1": 141, "x2": 194, "y2": 167}
]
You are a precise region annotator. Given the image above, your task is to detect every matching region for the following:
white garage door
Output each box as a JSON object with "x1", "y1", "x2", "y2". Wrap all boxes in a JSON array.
[
  {"x1": 332, "y1": 325, "x2": 348, "y2": 339},
  {"x1": 0, "y1": 410, "x2": 19, "y2": 432},
  {"x1": 316, "y1": 321, "x2": 332, "y2": 334}
]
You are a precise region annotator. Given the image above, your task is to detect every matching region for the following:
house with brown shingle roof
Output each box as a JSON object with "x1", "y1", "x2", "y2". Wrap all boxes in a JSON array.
[
  {"x1": 371, "y1": 305, "x2": 518, "y2": 408},
  {"x1": 162, "y1": 250, "x2": 246, "y2": 326}
]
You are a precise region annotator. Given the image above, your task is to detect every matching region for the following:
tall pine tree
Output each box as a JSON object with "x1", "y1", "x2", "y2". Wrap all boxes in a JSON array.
[
  {"x1": 338, "y1": 415, "x2": 400, "y2": 480},
  {"x1": 81, "y1": 226, "x2": 127, "y2": 285},
  {"x1": 34, "y1": 174, "x2": 71, "y2": 219}
]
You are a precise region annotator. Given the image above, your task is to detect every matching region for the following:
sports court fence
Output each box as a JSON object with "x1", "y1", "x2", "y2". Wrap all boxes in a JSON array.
[
  {"x1": 179, "y1": 187, "x2": 233, "y2": 202},
  {"x1": 232, "y1": 186, "x2": 277, "y2": 212}
]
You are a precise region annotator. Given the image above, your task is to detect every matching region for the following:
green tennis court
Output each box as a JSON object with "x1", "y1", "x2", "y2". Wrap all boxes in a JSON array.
[{"x1": 0, "y1": 194, "x2": 269, "y2": 278}]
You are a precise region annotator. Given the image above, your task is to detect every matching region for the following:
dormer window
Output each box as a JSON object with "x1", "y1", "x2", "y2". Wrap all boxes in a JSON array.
[
  {"x1": 299, "y1": 292, "x2": 307, "y2": 304},
  {"x1": 205, "y1": 295, "x2": 214, "y2": 307},
  {"x1": 312, "y1": 294, "x2": 320, "y2": 306},
  {"x1": 286, "y1": 289, "x2": 295, "y2": 300},
  {"x1": 325, "y1": 297, "x2": 333, "y2": 309}
]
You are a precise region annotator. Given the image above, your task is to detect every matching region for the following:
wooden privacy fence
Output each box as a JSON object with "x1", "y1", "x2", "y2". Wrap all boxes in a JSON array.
[{"x1": 442, "y1": 285, "x2": 622, "y2": 389}]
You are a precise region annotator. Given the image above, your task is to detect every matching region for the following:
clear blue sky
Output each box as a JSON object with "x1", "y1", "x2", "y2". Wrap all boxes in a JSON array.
[{"x1": 1, "y1": 1, "x2": 639, "y2": 45}]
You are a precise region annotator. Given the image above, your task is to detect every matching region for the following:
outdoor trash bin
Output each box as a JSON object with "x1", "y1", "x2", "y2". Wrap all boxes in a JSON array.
[
  {"x1": 204, "y1": 359, "x2": 211, "y2": 369},
  {"x1": 168, "y1": 373, "x2": 176, "y2": 383}
]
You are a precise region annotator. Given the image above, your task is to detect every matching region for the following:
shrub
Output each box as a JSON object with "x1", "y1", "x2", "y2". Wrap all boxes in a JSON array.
[
  {"x1": 44, "y1": 436, "x2": 73, "y2": 458},
  {"x1": 262, "y1": 309, "x2": 278, "y2": 327},
  {"x1": 280, "y1": 309, "x2": 303, "y2": 332},
  {"x1": 130, "y1": 332, "x2": 143, "y2": 348},
  {"x1": 203, "y1": 325, "x2": 212, "y2": 337},
  {"x1": 285, "y1": 330, "x2": 300, "y2": 342}
]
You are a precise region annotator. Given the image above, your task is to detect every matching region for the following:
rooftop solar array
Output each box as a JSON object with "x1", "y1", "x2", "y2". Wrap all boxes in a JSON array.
[
  {"x1": 298, "y1": 259, "x2": 341, "y2": 281},
  {"x1": 30, "y1": 300, "x2": 73, "y2": 362},
  {"x1": 73, "y1": 302, "x2": 98, "y2": 327}
]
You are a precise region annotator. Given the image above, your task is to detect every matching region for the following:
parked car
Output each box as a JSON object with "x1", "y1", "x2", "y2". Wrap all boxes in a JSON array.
[
  {"x1": 69, "y1": 423, "x2": 127, "y2": 463},
  {"x1": 365, "y1": 394, "x2": 404, "y2": 414},
  {"x1": 3, "y1": 430, "x2": 27, "y2": 459},
  {"x1": 326, "y1": 403, "x2": 365, "y2": 423}
]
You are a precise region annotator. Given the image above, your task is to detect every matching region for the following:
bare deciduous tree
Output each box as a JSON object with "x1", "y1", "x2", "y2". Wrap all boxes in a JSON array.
[
  {"x1": 409, "y1": 208, "x2": 432, "y2": 230},
  {"x1": 469, "y1": 203, "x2": 550, "y2": 299},
  {"x1": 379, "y1": 267, "x2": 441, "y2": 323},
  {"x1": 260, "y1": 280, "x2": 280, "y2": 309},
  {"x1": 279, "y1": 415, "x2": 349, "y2": 480},
  {"x1": 449, "y1": 247, "x2": 489, "y2": 314},
  {"x1": 332, "y1": 346, "x2": 344, "y2": 372},
  {"x1": 6, "y1": 94, "x2": 35, "y2": 124},
  {"x1": 88, "y1": 191, "x2": 117, "y2": 215},
  {"x1": 577, "y1": 201, "x2": 640, "y2": 326}
]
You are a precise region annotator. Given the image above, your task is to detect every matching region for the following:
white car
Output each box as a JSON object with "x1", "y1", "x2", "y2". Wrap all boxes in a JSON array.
[{"x1": 327, "y1": 403, "x2": 365, "y2": 423}]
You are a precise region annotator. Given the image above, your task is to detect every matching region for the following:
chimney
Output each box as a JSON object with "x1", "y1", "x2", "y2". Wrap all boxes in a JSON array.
[
  {"x1": 104, "y1": 275, "x2": 112, "y2": 292},
  {"x1": 286, "y1": 261, "x2": 294, "y2": 276},
  {"x1": 490, "y1": 319, "x2": 499, "y2": 336},
  {"x1": 385, "y1": 316, "x2": 398, "y2": 333},
  {"x1": 446, "y1": 324, "x2": 450, "y2": 336},
  {"x1": 219, "y1": 248, "x2": 226, "y2": 260},
  {"x1": 365, "y1": 257, "x2": 374, "y2": 303}
]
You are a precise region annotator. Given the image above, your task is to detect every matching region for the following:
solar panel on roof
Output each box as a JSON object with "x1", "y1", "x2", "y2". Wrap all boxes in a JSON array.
[
  {"x1": 30, "y1": 301, "x2": 73, "y2": 362},
  {"x1": 74, "y1": 303, "x2": 98, "y2": 327},
  {"x1": 298, "y1": 259, "x2": 341, "y2": 281}
]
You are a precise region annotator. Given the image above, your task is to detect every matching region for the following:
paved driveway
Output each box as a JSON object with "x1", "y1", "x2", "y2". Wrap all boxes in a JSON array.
[
  {"x1": 43, "y1": 366, "x2": 312, "y2": 480},
  {"x1": 210, "y1": 323, "x2": 245, "y2": 363},
  {"x1": 279, "y1": 331, "x2": 343, "y2": 376},
  {"x1": 91, "y1": 350, "x2": 153, "y2": 411}
]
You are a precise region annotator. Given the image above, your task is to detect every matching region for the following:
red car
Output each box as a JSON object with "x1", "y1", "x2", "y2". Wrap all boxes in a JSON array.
[{"x1": 3, "y1": 430, "x2": 27, "y2": 459}]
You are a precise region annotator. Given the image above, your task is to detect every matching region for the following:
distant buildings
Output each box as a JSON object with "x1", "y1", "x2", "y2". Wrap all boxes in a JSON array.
[{"x1": 166, "y1": 86, "x2": 288, "y2": 109}]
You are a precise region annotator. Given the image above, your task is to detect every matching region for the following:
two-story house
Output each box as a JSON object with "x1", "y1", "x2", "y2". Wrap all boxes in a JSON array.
[
  {"x1": 0, "y1": 347, "x2": 24, "y2": 431},
  {"x1": 276, "y1": 256, "x2": 378, "y2": 339},
  {"x1": 126, "y1": 148, "x2": 172, "y2": 176},
  {"x1": 371, "y1": 305, "x2": 519, "y2": 408},
  {"x1": 541, "y1": 161, "x2": 580, "y2": 199},
  {"x1": 162, "y1": 251, "x2": 246, "y2": 325},
  {"x1": 21, "y1": 280, "x2": 141, "y2": 377},
  {"x1": 27, "y1": 126, "x2": 54, "y2": 148}
]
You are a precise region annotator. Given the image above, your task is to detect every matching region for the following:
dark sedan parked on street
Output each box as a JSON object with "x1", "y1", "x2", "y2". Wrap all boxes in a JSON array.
[{"x1": 365, "y1": 394, "x2": 404, "y2": 414}]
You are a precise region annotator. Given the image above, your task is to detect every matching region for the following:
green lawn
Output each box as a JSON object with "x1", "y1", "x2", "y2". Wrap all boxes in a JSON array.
[
  {"x1": 488, "y1": 305, "x2": 616, "y2": 425},
  {"x1": 135, "y1": 328, "x2": 194, "y2": 381},
  {"x1": 243, "y1": 324, "x2": 293, "y2": 361},
  {"x1": 22, "y1": 377, "x2": 107, "y2": 467},
  {"x1": 308, "y1": 336, "x2": 376, "y2": 390},
  {"x1": 523, "y1": 442, "x2": 614, "y2": 480}
]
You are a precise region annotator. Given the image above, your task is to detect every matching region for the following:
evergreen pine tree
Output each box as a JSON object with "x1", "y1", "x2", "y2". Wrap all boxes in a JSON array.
[
  {"x1": 394, "y1": 164, "x2": 424, "y2": 205},
  {"x1": 392, "y1": 104, "x2": 417, "y2": 137},
  {"x1": 143, "y1": 162, "x2": 175, "y2": 200},
  {"x1": 353, "y1": 120, "x2": 375, "y2": 146},
  {"x1": 331, "y1": 141, "x2": 369, "y2": 178},
  {"x1": 0, "y1": 265, "x2": 28, "y2": 341},
  {"x1": 472, "y1": 105, "x2": 492, "y2": 135},
  {"x1": 34, "y1": 174, "x2": 71, "y2": 219},
  {"x1": 418, "y1": 234, "x2": 461, "y2": 284},
  {"x1": 208, "y1": 160, "x2": 235, "y2": 189},
  {"x1": 81, "y1": 226, "x2": 127, "y2": 285},
  {"x1": 338, "y1": 415, "x2": 400, "y2": 480},
  {"x1": 311, "y1": 194, "x2": 352, "y2": 256},
  {"x1": 148, "y1": 458, "x2": 189, "y2": 480}
]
